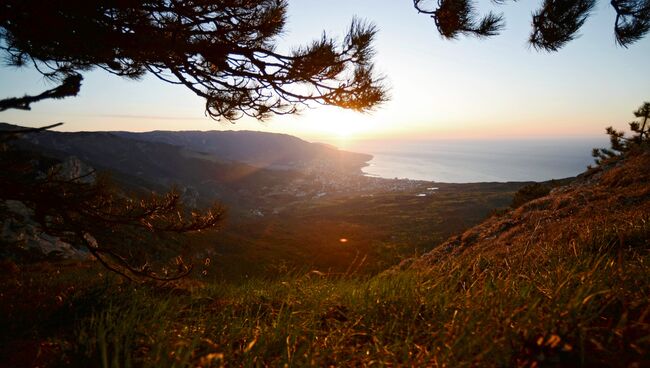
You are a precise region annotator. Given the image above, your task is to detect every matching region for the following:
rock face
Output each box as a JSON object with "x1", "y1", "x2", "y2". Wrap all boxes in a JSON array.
[
  {"x1": 0, "y1": 156, "x2": 94, "y2": 261},
  {"x1": 180, "y1": 185, "x2": 200, "y2": 209},
  {"x1": 1, "y1": 200, "x2": 89, "y2": 260},
  {"x1": 57, "y1": 156, "x2": 96, "y2": 183}
]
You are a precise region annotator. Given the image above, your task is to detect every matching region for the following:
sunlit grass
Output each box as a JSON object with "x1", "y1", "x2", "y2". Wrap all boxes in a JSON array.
[{"x1": 36, "y1": 215, "x2": 646, "y2": 367}]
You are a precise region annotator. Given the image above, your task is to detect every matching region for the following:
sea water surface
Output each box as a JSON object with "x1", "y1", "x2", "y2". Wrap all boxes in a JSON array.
[{"x1": 344, "y1": 138, "x2": 609, "y2": 183}]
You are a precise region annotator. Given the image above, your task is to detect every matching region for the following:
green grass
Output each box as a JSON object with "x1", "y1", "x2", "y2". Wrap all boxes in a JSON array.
[{"x1": 3, "y1": 215, "x2": 644, "y2": 367}]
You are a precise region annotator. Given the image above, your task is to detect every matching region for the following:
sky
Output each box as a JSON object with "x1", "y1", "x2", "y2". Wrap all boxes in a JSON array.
[{"x1": 1, "y1": 0, "x2": 649, "y2": 144}]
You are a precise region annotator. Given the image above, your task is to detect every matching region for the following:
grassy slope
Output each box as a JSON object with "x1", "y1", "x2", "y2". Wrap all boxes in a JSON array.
[{"x1": 1, "y1": 152, "x2": 648, "y2": 367}]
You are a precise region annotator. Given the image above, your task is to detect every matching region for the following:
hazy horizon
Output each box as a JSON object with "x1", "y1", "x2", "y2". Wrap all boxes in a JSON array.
[
  {"x1": 3, "y1": 120, "x2": 605, "y2": 183},
  {"x1": 346, "y1": 137, "x2": 607, "y2": 182},
  {"x1": 1, "y1": 0, "x2": 648, "y2": 141}
]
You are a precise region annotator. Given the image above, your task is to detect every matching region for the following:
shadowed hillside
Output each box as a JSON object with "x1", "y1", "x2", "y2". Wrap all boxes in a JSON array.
[
  {"x1": 0, "y1": 123, "x2": 375, "y2": 211},
  {"x1": 0, "y1": 123, "x2": 309, "y2": 210}
]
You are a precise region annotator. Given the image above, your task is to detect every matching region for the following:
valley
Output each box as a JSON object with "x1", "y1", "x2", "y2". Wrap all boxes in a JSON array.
[{"x1": 1, "y1": 124, "x2": 526, "y2": 277}]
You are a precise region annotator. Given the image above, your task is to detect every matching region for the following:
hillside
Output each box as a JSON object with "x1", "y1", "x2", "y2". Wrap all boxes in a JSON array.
[
  {"x1": 406, "y1": 147, "x2": 650, "y2": 269},
  {"x1": 1, "y1": 147, "x2": 647, "y2": 366},
  {"x1": 112, "y1": 129, "x2": 372, "y2": 173},
  {"x1": 0, "y1": 124, "x2": 375, "y2": 211},
  {"x1": 387, "y1": 148, "x2": 650, "y2": 366},
  {"x1": 0, "y1": 123, "x2": 305, "y2": 210},
  {"x1": 1, "y1": 124, "x2": 526, "y2": 274}
]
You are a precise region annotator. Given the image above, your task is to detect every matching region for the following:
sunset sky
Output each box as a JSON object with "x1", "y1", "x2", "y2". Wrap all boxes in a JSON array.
[{"x1": 1, "y1": 0, "x2": 649, "y2": 144}]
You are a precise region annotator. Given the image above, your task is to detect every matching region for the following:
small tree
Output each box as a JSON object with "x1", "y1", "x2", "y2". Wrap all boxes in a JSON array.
[
  {"x1": 413, "y1": 0, "x2": 650, "y2": 51},
  {"x1": 592, "y1": 102, "x2": 650, "y2": 165}
]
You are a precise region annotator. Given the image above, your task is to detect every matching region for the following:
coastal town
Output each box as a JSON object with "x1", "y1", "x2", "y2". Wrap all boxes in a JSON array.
[{"x1": 239, "y1": 159, "x2": 443, "y2": 217}]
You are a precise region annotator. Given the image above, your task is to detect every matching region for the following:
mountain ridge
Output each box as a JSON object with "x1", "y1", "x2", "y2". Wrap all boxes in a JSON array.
[
  {"x1": 0, "y1": 123, "x2": 372, "y2": 173},
  {"x1": 0, "y1": 123, "x2": 375, "y2": 210},
  {"x1": 111, "y1": 129, "x2": 372, "y2": 172}
]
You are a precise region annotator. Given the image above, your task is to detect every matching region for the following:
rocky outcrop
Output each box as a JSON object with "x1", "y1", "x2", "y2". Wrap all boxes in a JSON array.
[
  {"x1": 57, "y1": 156, "x2": 96, "y2": 183},
  {"x1": 0, "y1": 156, "x2": 94, "y2": 261},
  {"x1": 1, "y1": 200, "x2": 89, "y2": 260}
]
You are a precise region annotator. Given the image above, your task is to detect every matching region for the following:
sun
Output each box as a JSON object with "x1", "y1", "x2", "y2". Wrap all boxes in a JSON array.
[
  {"x1": 279, "y1": 104, "x2": 395, "y2": 145},
  {"x1": 301, "y1": 106, "x2": 377, "y2": 140}
]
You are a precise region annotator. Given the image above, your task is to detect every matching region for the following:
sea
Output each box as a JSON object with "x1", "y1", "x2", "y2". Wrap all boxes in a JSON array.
[{"x1": 344, "y1": 138, "x2": 609, "y2": 183}]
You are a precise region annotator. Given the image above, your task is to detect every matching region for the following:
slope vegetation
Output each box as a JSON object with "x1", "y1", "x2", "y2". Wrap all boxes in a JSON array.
[
  {"x1": 410, "y1": 147, "x2": 650, "y2": 268},
  {"x1": 394, "y1": 148, "x2": 650, "y2": 365}
]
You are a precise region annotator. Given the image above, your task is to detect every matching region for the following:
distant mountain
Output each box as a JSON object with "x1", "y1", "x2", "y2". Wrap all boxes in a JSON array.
[
  {"x1": 0, "y1": 124, "x2": 374, "y2": 210},
  {"x1": 0, "y1": 123, "x2": 307, "y2": 210},
  {"x1": 112, "y1": 130, "x2": 371, "y2": 172}
]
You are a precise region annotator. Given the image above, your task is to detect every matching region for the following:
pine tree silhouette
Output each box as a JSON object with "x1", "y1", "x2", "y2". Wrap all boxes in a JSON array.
[
  {"x1": 0, "y1": 1, "x2": 386, "y2": 121},
  {"x1": 593, "y1": 102, "x2": 650, "y2": 165},
  {"x1": 413, "y1": 0, "x2": 650, "y2": 51}
]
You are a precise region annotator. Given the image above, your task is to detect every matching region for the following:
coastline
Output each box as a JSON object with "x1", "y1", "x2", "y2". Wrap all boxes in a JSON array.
[{"x1": 347, "y1": 137, "x2": 606, "y2": 183}]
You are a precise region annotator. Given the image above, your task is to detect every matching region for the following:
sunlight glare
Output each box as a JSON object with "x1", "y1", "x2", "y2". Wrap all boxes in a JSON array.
[{"x1": 296, "y1": 106, "x2": 380, "y2": 140}]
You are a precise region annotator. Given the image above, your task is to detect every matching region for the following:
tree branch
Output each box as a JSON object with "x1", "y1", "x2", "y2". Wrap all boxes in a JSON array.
[{"x1": 0, "y1": 74, "x2": 82, "y2": 111}]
